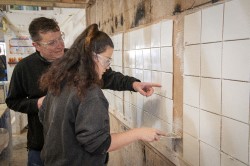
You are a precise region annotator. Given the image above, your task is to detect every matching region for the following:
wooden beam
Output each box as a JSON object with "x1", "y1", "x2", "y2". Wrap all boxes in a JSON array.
[
  {"x1": 61, "y1": 0, "x2": 87, "y2": 3},
  {"x1": 0, "y1": 0, "x2": 87, "y2": 8}
]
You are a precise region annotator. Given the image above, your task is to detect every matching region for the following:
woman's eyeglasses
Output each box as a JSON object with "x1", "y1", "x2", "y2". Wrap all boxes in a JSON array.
[{"x1": 96, "y1": 54, "x2": 112, "y2": 69}]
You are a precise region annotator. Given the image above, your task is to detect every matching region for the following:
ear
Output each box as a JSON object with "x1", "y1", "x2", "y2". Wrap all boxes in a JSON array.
[
  {"x1": 32, "y1": 42, "x2": 41, "y2": 51},
  {"x1": 93, "y1": 55, "x2": 98, "y2": 63},
  {"x1": 92, "y1": 52, "x2": 98, "y2": 61}
]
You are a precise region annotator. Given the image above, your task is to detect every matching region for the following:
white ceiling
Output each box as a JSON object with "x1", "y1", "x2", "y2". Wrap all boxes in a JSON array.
[{"x1": 2, "y1": 7, "x2": 83, "y2": 34}]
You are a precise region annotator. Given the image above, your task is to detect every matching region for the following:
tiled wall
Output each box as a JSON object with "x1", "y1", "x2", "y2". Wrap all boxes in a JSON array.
[
  {"x1": 183, "y1": 0, "x2": 250, "y2": 166},
  {"x1": 103, "y1": 19, "x2": 175, "y2": 160},
  {"x1": 102, "y1": 0, "x2": 249, "y2": 165}
]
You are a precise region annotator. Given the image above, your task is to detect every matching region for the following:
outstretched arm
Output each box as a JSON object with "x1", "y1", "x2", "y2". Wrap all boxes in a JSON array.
[
  {"x1": 108, "y1": 128, "x2": 166, "y2": 152},
  {"x1": 132, "y1": 82, "x2": 161, "y2": 97},
  {"x1": 102, "y1": 68, "x2": 140, "y2": 91},
  {"x1": 102, "y1": 68, "x2": 161, "y2": 97}
]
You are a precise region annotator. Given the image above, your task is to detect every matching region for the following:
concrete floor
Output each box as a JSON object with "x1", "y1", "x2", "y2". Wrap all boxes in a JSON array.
[{"x1": 11, "y1": 130, "x2": 28, "y2": 166}]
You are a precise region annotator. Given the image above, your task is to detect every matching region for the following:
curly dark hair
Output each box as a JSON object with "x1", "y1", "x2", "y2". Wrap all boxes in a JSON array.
[
  {"x1": 39, "y1": 23, "x2": 114, "y2": 99},
  {"x1": 29, "y1": 17, "x2": 60, "y2": 42}
]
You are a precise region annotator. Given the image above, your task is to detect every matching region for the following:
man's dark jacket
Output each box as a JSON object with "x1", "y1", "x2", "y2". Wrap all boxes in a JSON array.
[{"x1": 5, "y1": 50, "x2": 139, "y2": 151}]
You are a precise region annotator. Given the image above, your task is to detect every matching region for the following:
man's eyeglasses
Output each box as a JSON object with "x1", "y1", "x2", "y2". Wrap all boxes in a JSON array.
[
  {"x1": 38, "y1": 32, "x2": 65, "y2": 48},
  {"x1": 97, "y1": 54, "x2": 112, "y2": 69}
]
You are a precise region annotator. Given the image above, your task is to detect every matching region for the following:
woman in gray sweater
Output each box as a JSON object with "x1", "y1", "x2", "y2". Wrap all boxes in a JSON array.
[{"x1": 39, "y1": 23, "x2": 165, "y2": 166}]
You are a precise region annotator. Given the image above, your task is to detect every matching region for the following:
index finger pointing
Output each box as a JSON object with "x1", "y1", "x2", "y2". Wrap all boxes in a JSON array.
[{"x1": 150, "y1": 83, "x2": 162, "y2": 87}]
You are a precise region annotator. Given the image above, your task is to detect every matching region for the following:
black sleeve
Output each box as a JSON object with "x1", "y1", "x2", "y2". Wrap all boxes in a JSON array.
[
  {"x1": 102, "y1": 68, "x2": 140, "y2": 91},
  {"x1": 38, "y1": 95, "x2": 48, "y2": 124},
  {"x1": 5, "y1": 64, "x2": 39, "y2": 115}
]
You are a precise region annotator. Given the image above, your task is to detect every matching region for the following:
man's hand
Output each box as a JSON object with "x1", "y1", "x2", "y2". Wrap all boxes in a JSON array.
[
  {"x1": 37, "y1": 96, "x2": 45, "y2": 109},
  {"x1": 132, "y1": 82, "x2": 161, "y2": 97}
]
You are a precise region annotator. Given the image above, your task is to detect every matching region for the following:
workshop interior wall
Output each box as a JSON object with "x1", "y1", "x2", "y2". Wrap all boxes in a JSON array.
[{"x1": 87, "y1": 0, "x2": 250, "y2": 165}]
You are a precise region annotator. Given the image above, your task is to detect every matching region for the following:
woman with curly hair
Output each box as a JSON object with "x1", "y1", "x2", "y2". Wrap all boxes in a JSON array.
[{"x1": 39, "y1": 24, "x2": 165, "y2": 166}]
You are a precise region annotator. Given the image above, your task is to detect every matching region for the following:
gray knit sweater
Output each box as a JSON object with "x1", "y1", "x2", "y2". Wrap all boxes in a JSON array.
[{"x1": 39, "y1": 85, "x2": 111, "y2": 166}]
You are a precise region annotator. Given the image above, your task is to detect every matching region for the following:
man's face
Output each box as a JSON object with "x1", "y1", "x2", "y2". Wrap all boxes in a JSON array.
[{"x1": 33, "y1": 31, "x2": 65, "y2": 61}]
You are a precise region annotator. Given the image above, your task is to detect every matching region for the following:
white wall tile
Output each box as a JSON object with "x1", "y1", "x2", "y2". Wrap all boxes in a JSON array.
[
  {"x1": 124, "y1": 90, "x2": 131, "y2": 103},
  {"x1": 118, "y1": 51, "x2": 123, "y2": 67},
  {"x1": 135, "y1": 69, "x2": 143, "y2": 81},
  {"x1": 160, "y1": 97, "x2": 173, "y2": 124},
  {"x1": 143, "y1": 70, "x2": 151, "y2": 83},
  {"x1": 142, "y1": 111, "x2": 162, "y2": 130},
  {"x1": 116, "y1": 33, "x2": 123, "y2": 51},
  {"x1": 201, "y1": 43, "x2": 222, "y2": 78},
  {"x1": 223, "y1": 0, "x2": 250, "y2": 40},
  {"x1": 143, "y1": 49, "x2": 151, "y2": 70},
  {"x1": 136, "y1": 108, "x2": 143, "y2": 127},
  {"x1": 183, "y1": 104, "x2": 199, "y2": 138},
  {"x1": 112, "y1": 51, "x2": 117, "y2": 66},
  {"x1": 123, "y1": 102, "x2": 131, "y2": 126},
  {"x1": 122, "y1": 67, "x2": 129, "y2": 79},
  {"x1": 143, "y1": 95, "x2": 152, "y2": 112},
  {"x1": 184, "y1": 45, "x2": 200, "y2": 76},
  {"x1": 113, "y1": 70, "x2": 123, "y2": 100},
  {"x1": 161, "y1": 47, "x2": 173, "y2": 73},
  {"x1": 111, "y1": 35, "x2": 117, "y2": 50},
  {"x1": 222, "y1": 80, "x2": 250, "y2": 123},
  {"x1": 124, "y1": 104, "x2": 137, "y2": 128},
  {"x1": 135, "y1": 69, "x2": 143, "y2": 109},
  {"x1": 124, "y1": 68, "x2": 132, "y2": 103},
  {"x1": 183, "y1": 133, "x2": 199, "y2": 166},
  {"x1": 135, "y1": 29, "x2": 143, "y2": 49},
  {"x1": 115, "y1": 97, "x2": 124, "y2": 119},
  {"x1": 142, "y1": 26, "x2": 151, "y2": 48},
  {"x1": 222, "y1": 40, "x2": 250, "y2": 81},
  {"x1": 200, "y1": 78, "x2": 221, "y2": 114},
  {"x1": 114, "y1": 91, "x2": 123, "y2": 101},
  {"x1": 129, "y1": 31, "x2": 136, "y2": 50},
  {"x1": 151, "y1": 22, "x2": 161, "y2": 47},
  {"x1": 201, "y1": 4, "x2": 223, "y2": 43},
  {"x1": 151, "y1": 48, "x2": 161, "y2": 71},
  {"x1": 184, "y1": 11, "x2": 201, "y2": 45},
  {"x1": 130, "y1": 69, "x2": 137, "y2": 105},
  {"x1": 161, "y1": 20, "x2": 173, "y2": 47},
  {"x1": 151, "y1": 71, "x2": 162, "y2": 95},
  {"x1": 117, "y1": 66, "x2": 123, "y2": 73},
  {"x1": 124, "y1": 68, "x2": 132, "y2": 78},
  {"x1": 222, "y1": 117, "x2": 249, "y2": 163},
  {"x1": 136, "y1": 92, "x2": 144, "y2": 109},
  {"x1": 124, "y1": 51, "x2": 129, "y2": 68},
  {"x1": 160, "y1": 72, "x2": 173, "y2": 99},
  {"x1": 131, "y1": 91, "x2": 137, "y2": 106},
  {"x1": 221, "y1": 152, "x2": 247, "y2": 166},
  {"x1": 183, "y1": 76, "x2": 200, "y2": 107},
  {"x1": 112, "y1": 34, "x2": 122, "y2": 51},
  {"x1": 200, "y1": 110, "x2": 221, "y2": 149},
  {"x1": 149, "y1": 94, "x2": 162, "y2": 119},
  {"x1": 124, "y1": 32, "x2": 130, "y2": 50},
  {"x1": 135, "y1": 50, "x2": 143, "y2": 69},
  {"x1": 200, "y1": 142, "x2": 220, "y2": 166},
  {"x1": 151, "y1": 71, "x2": 162, "y2": 83},
  {"x1": 108, "y1": 94, "x2": 115, "y2": 113},
  {"x1": 114, "y1": 50, "x2": 123, "y2": 67},
  {"x1": 128, "y1": 50, "x2": 136, "y2": 68},
  {"x1": 103, "y1": 91, "x2": 113, "y2": 109}
]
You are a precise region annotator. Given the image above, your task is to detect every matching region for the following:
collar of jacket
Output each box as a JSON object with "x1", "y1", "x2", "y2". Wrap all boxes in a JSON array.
[
  {"x1": 35, "y1": 49, "x2": 68, "y2": 64},
  {"x1": 35, "y1": 51, "x2": 52, "y2": 64}
]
